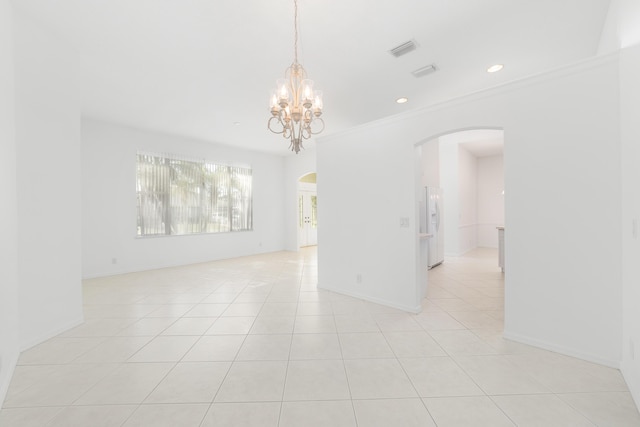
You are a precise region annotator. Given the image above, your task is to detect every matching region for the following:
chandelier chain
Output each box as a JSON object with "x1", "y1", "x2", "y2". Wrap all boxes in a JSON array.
[{"x1": 293, "y1": 0, "x2": 298, "y2": 65}]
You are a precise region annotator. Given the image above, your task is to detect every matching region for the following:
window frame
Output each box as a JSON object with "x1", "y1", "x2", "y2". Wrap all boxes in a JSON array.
[{"x1": 135, "y1": 151, "x2": 253, "y2": 237}]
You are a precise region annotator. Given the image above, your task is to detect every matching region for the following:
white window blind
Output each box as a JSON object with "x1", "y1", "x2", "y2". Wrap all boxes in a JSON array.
[{"x1": 136, "y1": 152, "x2": 252, "y2": 236}]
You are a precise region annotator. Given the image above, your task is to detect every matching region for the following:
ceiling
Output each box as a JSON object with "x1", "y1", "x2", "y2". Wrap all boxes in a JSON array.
[
  {"x1": 456, "y1": 130, "x2": 504, "y2": 158},
  {"x1": 13, "y1": 0, "x2": 611, "y2": 155}
]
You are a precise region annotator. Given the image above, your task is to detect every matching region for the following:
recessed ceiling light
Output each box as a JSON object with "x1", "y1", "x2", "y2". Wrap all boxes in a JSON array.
[
  {"x1": 487, "y1": 64, "x2": 504, "y2": 73},
  {"x1": 396, "y1": 97, "x2": 408, "y2": 104},
  {"x1": 233, "y1": 121, "x2": 240, "y2": 126}
]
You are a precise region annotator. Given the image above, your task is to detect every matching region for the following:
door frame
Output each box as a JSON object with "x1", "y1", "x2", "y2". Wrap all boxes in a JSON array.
[{"x1": 298, "y1": 181, "x2": 317, "y2": 248}]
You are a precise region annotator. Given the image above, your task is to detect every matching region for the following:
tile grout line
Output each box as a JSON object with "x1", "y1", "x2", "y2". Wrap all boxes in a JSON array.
[{"x1": 276, "y1": 265, "x2": 302, "y2": 427}]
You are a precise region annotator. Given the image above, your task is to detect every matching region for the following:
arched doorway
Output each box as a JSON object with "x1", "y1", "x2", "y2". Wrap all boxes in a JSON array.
[
  {"x1": 298, "y1": 172, "x2": 317, "y2": 248},
  {"x1": 418, "y1": 128, "x2": 505, "y2": 257},
  {"x1": 416, "y1": 127, "x2": 505, "y2": 301}
]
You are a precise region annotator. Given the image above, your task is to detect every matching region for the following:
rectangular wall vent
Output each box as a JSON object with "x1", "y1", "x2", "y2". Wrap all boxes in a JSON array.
[
  {"x1": 412, "y1": 64, "x2": 438, "y2": 78},
  {"x1": 389, "y1": 40, "x2": 418, "y2": 57}
]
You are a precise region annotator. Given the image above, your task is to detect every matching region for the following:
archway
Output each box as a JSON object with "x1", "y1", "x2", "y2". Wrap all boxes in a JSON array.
[{"x1": 415, "y1": 127, "x2": 505, "y2": 302}]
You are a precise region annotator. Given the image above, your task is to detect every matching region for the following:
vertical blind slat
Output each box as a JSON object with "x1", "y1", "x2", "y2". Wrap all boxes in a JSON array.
[{"x1": 136, "y1": 152, "x2": 252, "y2": 236}]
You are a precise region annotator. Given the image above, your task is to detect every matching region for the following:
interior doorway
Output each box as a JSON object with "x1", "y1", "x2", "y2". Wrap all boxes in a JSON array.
[
  {"x1": 298, "y1": 173, "x2": 317, "y2": 248},
  {"x1": 418, "y1": 129, "x2": 505, "y2": 258},
  {"x1": 416, "y1": 128, "x2": 505, "y2": 306}
]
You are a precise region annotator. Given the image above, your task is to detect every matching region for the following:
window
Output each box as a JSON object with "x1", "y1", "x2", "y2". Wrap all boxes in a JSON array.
[{"x1": 136, "y1": 152, "x2": 252, "y2": 236}]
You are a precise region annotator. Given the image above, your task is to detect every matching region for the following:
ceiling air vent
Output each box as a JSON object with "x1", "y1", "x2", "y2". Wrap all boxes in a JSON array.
[
  {"x1": 389, "y1": 40, "x2": 418, "y2": 58},
  {"x1": 412, "y1": 64, "x2": 438, "y2": 78}
]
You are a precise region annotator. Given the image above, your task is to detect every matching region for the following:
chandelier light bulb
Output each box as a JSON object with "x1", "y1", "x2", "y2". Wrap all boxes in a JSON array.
[
  {"x1": 314, "y1": 91, "x2": 323, "y2": 111},
  {"x1": 270, "y1": 91, "x2": 279, "y2": 114},
  {"x1": 276, "y1": 79, "x2": 289, "y2": 106}
]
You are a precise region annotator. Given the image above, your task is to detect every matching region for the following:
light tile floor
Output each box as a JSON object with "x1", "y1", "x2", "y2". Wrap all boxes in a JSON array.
[{"x1": 2, "y1": 247, "x2": 639, "y2": 426}]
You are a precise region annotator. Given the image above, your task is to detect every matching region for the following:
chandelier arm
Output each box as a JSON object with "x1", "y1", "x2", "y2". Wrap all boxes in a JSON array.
[
  {"x1": 279, "y1": 107, "x2": 289, "y2": 125},
  {"x1": 302, "y1": 126, "x2": 312, "y2": 140},
  {"x1": 309, "y1": 117, "x2": 325, "y2": 135},
  {"x1": 303, "y1": 108, "x2": 312, "y2": 123},
  {"x1": 267, "y1": 116, "x2": 285, "y2": 135}
]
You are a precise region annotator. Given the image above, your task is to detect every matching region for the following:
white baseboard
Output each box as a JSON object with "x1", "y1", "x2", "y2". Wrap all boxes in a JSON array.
[
  {"x1": 20, "y1": 316, "x2": 85, "y2": 352},
  {"x1": 82, "y1": 248, "x2": 288, "y2": 280},
  {"x1": 503, "y1": 329, "x2": 620, "y2": 369},
  {"x1": 317, "y1": 283, "x2": 421, "y2": 314},
  {"x1": 621, "y1": 361, "x2": 640, "y2": 412},
  {"x1": 0, "y1": 350, "x2": 19, "y2": 407},
  {"x1": 1, "y1": 317, "x2": 85, "y2": 406}
]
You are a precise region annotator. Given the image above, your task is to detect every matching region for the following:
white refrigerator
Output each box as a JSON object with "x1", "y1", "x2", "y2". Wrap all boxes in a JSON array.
[{"x1": 424, "y1": 187, "x2": 444, "y2": 268}]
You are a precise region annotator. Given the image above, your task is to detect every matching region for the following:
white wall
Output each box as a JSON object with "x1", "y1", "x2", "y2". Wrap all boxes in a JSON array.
[
  {"x1": 599, "y1": 0, "x2": 640, "y2": 406},
  {"x1": 317, "y1": 121, "x2": 420, "y2": 312},
  {"x1": 458, "y1": 145, "x2": 478, "y2": 254},
  {"x1": 477, "y1": 155, "x2": 505, "y2": 248},
  {"x1": 318, "y1": 53, "x2": 622, "y2": 366},
  {"x1": 439, "y1": 135, "x2": 480, "y2": 256},
  {"x1": 284, "y1": 149, "x2": 317, "y2": 251},
  {"x1": 620, "y1": 43, "x2": 640, "y2": 409},
  {"x1": 0, "y1": 0, "x2": 19, "y2": 404},
  {"x1": 14, "y1": 9, "x2": 83, "y2": 350},
  {"x1": 420, "y1": 140, "x2": 440, "y2": 188},
  {"x1": 598, "y1": 0, "x2": 640, "y2": 53},
  {"x1": 439, "y1": 136, "x2": 460, "y2": 256},
  {"x1": 81, "y1": 119, "x2": 286, "y2": 278}
]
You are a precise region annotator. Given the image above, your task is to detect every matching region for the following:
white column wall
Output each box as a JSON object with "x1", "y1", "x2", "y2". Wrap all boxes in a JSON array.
[
  {"x1": 596, "y1": 0, "x2": 640, "y2": 408},
  {"x1": 600, "y1": 0, "x2": 640, "y2": 409},
  {"x1": 81, "y1": 119, "x2": 286, "y2": 278},
  {"x1": 317, "y1": 54, "x2": 622, "y2": 365},
  {"x1": 420, "y1": 140, "x2": 440, "y2": 188},
  {"x1": 317, "y1": 121, "x2": 421, "y2": 312},
  {"x1": 477, "y1": 155, "x2": 505, "y2": 248},
  {"x1": 13, "y1": 9, "x2": 83, "y2": 350},
  {"x1": 0, "y1": 0, "x2": 19, "y2": 403},
  {"x1": 439, "y1": 137, "x2": 460, "y2": 256},
  {"x1": 458, "y1": 146, "x2": 478, "y2": 254},
  {"x1": 620, "y1": 43, "x2": 640, "y2": 408}
]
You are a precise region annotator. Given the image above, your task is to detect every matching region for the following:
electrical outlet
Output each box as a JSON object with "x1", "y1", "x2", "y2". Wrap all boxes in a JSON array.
[
  {"x1": 356, "y1": 274, "x2": 362, "y2": 284},
  {"x1": 400, "y1": 217, "x2": 410, "y2": 228},
  {"x1": 111, "y1": 258, "x2": 117, "y2": 264}
]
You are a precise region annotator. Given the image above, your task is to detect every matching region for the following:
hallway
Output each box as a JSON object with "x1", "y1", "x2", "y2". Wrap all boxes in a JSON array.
[{"x1": 1, "y1": 248, "x2": 638, "y2": 426}]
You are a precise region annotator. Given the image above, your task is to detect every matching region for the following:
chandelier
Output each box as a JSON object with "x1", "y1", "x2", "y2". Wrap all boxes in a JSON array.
[{"x1": 268, "y1": 0, "x2": 324, "y2": 154}]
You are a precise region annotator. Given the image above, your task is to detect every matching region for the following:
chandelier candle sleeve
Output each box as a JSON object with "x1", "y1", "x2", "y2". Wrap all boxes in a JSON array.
[
  {"x1": 267, "y1": 0, "x2": 325, "y2": 154},
  {"x1": 313, "y1": 91, "x2": 323, "y2": 117},
  {"x1": 277, "y1": 79, "x2": 289, "y2": 106},
  {"x1": 302, "y1": 80, "x2": 314, "y2": 106}
]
